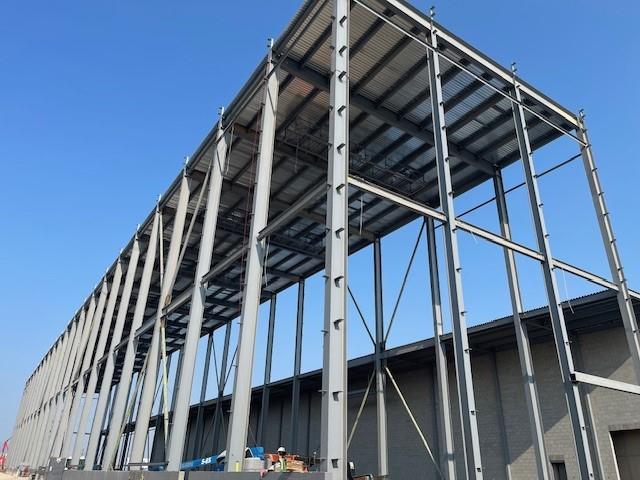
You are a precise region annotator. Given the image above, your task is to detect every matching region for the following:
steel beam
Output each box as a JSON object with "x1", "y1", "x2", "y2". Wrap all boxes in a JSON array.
[
  {"x1": 225, "y1": 39, "x2": 279, "y2": 472},
  {"x1": 493, "y1": 171, "x2": 550, "y2": 479},
  {"x1": 102, "y1": 209, "x2": 160, "y2": 470},
  {"x1": 577, "y1": 115, "x2": 640, "y2": 384},
  {"x1": 130, "y1": 172, "x2": 191, "y2": 467},
  {"x1": 428, "y1": 29, "x2": 483, "y2": 479},
  {"x1": 425, "y1": 218, "x2": 455, "y2": 479},
  {"x1": 362, "y1": 0, "x2": 580, "y2": 129},
  {"x1": 167, "y1": 114, "x2": 230, "y2": 471},
  {"x1": 348, "y1": 174, "x2": 640, "y2": 301},
  {"x1": 373, "y1": 238, "x2": 389, "y2": 477},
  {"x1": 85, "y1": 238, "x2": 141, "y2": 470},
  {"x1": 290, "y1": 280, "x2": 305, "y2": 451},
  {"x1": 280, "y1": 57, "x2": 495, "y2": 176},
  {"x1": 572, "y1": 371, "x2": 640, "y2": 396},
  {"x1": 512, "y1": 80, "x2": 595, "y2": 478},
  {"x1": 257, "y1": 295, "x2": 277, "y2": 446},
  {"x1": 320, "y1": 1, "x2": 349, "y2": 477},
  {"x1": 72, "y1": 261, "x2": 124, "y2": 465}
]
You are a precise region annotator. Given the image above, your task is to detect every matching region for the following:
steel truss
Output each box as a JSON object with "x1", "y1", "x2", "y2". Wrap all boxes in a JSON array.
[{"x1": 8, "y1": 1, "x2": 640, "y2": 480}]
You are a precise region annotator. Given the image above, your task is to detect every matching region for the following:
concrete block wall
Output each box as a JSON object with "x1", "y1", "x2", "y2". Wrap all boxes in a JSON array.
[{"x1": 170, "y1": 324, "x2": 640, "y2": 479}]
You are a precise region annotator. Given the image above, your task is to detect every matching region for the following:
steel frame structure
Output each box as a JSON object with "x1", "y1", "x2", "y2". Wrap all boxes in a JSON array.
[{"x1": 8, "y1": 0, "x2": 640, "y2": 479}]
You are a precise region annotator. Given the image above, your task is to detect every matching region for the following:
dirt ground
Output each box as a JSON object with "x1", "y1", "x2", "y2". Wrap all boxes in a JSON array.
[{"x1": 0, "y1": 472, "x2": 17, "y2": 480}]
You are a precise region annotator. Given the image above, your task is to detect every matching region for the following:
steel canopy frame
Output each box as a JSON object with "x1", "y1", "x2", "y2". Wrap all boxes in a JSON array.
[{"x1": 9, "y1": 0, "x2": 640, "y2": 479}]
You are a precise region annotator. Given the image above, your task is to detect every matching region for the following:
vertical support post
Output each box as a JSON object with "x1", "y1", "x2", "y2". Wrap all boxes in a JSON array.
[
  {"x1": 191, "y1": 332, "x2": 213, "y2": 458},
  {"x1": 167, "y1": 113, "x2": 229, "y2": 471},
  {"x1": 225, "y1": 39, "x2": 279, "y2": 472},
  {"x1": 427, "y1": 27, "x2": 483, "y2": 479},
  {"x1": 31, "y1": 342, "x2": 59, "y2": 465},
  {"x1": 73, "y1": 262, "x2": 124, "y2": 466},
  {"x1": 37, "y1": 324, "x2": 73, "y2": 466},
  {"x1": 64, "y1": 281, "x2": 109, "y2": 459},
  {"x1": 26, "y1": 354, "x2": 49, "y2": 467},
  {"x1": 43, "y1": 320, "x2": 78, "y2": 462},
  {"x1": 130, "y1": 172, "x2": 191, "y2": 467},
  {"x1": 373, "y1": 238, "x2": 389, "y2": 477},
  {"x1": 425, "y1": 218, "x2": 455, "y2": 479},
  {"x1": 321, "y1": 0, "x2": 349, "y2": 477},
  {"x1": 576, "y1": 114, "x2": 640, "y2": 384},
  {"x1": 512, "y1": 77, "x2": 594, "y2": 478},
  {"x1": 573, "y1": 335, "x2": 606, "y2": 480},
  {"x1": 8, "y1": 385, "x2": 27, "y2": 467},
  {"x1": 494, "y1": 170, "x2": 550, "y2": 479},
  {"x1": 102, "y1": 209, "x2": 160, "y2": 470},
  {"x1": 211, "y1": 321, "x2": 232, "y2": 453},
  {"x1": 151, "y1": 354, "x2": 173, "y2": 463},
  {"x1": 257, "y1": 295, "x2": 277, "y2": 446},
  {"x1": 85, "y1": 239, "x2": 142, "y2": 470},
  {"x1": 290, "y1": 280, "x2": 305, "y2": 451},
  {"x1": 32, "y1": 340, "x2": 63, "y2": 467},
  {"x1": 490, "y1": 351, "x2": 512, "y2": 479},
  {"x1": 192, "y1": 333, "x2": 214, "y2": 459},
  {"x1": 19, "y1": 375, "x2": 37, "y2": 464},
  {"x1": 51, "y1": 309, "x2": 87, "y2": 459}
]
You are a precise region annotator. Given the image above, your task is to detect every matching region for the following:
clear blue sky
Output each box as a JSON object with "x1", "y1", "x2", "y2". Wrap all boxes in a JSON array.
[{"x1": 1, "y1": 0, "x2": 638, "y2": 446}]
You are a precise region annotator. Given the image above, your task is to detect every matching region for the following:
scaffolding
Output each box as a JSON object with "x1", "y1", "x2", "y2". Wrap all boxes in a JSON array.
[{"x1": 7, "y1": 0, "x2": 640, "y2": 479}]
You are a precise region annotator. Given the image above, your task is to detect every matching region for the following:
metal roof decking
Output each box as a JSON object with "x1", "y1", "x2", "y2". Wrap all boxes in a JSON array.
[{"x1": 36, "y1": 0, "x2": 581, "y2": 389}]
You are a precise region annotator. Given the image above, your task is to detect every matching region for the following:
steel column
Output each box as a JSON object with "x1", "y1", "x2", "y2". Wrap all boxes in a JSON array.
[
  {"x1": 320, "y1": 0, "x2": 349, "y2": 477},
  {"x1": 493, "y1": 170, "x2": 550, "y2": 479},
  {"x1": 72, "y1": 261, "x2": 124, "y2": 465},
  {"x1": 191, "y1": 332, "x2": 214, "y2": 458},
  {"x1": 490, "y1": 351, "x2": 512, "y2": 479},
  {"x1": 25, "y1": 365, "x2": 46, "y2": 467},
  {"x1": 290, "y1": 280, "x2": 305, "y2": 451},
  {"x1": 573, "y1": 335, "x2": 606, "y2": 479},
  {"x1": 257, "y1": 295, "x2": 277, "y2": 446},
  {"x1": 37, "y1": 325, "x2": 73, "y2": 466},
  {"x1": 30, "y1": 344, "x2": 59, "y2": 467},
  {"x1": 211, "y1": 321, "x2": 232, "y2": 454},
  {"x1": 372, "y1": 238, "x2": 389, "y2": 477},
  {"x1": 60, "y1": 300, "x2": 97, "y2": 459},
  {"x1": 130, "y1": 172, "x2": 191, "y2": 467},
  {"x1": 44, "y1": 320, "x2": 79, "y2": 461},
  {"x1": 225, "y1": 40, "x2": 279, "y2": 472},
  {"x1": 577, "y1": 114, "x2": 640, "y2": 383},
  {"x1": 102, "y1": 209, "x2": 160, "y2": 470},
  {"x1": 52, "y1": 308, "x2": 89, "y2": 459},
  {"x1": 85, "y1": 239, "x2": 141, "y2": 470},
  {"x1": 512, "y1": 80, "x2": 595, "y2": 478},
  {"x1": 8, "y1": 389, "x2": 26, "y2": 467},
  {"x1": 25, "y1": 364, "x2": 46, "y2": 464},
  {"x1": 427, "y1": 30, "x2": 483, "y2": 479},
  {"x1": 64, "y1": 283, "x2": 108, "y2": 459},
  {"x1": 166, "y1": 116, "x2": 229, "y2": 471},
  {"x1": 30, "y1": 343, "x2": 59, "y2": 466},
  {"x1": 425, "y1": 218, "x2": 455, "y2": 479}
]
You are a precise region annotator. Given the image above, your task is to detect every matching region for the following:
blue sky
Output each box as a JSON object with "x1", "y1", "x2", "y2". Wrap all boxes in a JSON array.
[{"x1": 1, "y1": 0, "x2": 639, "y2": 446}]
